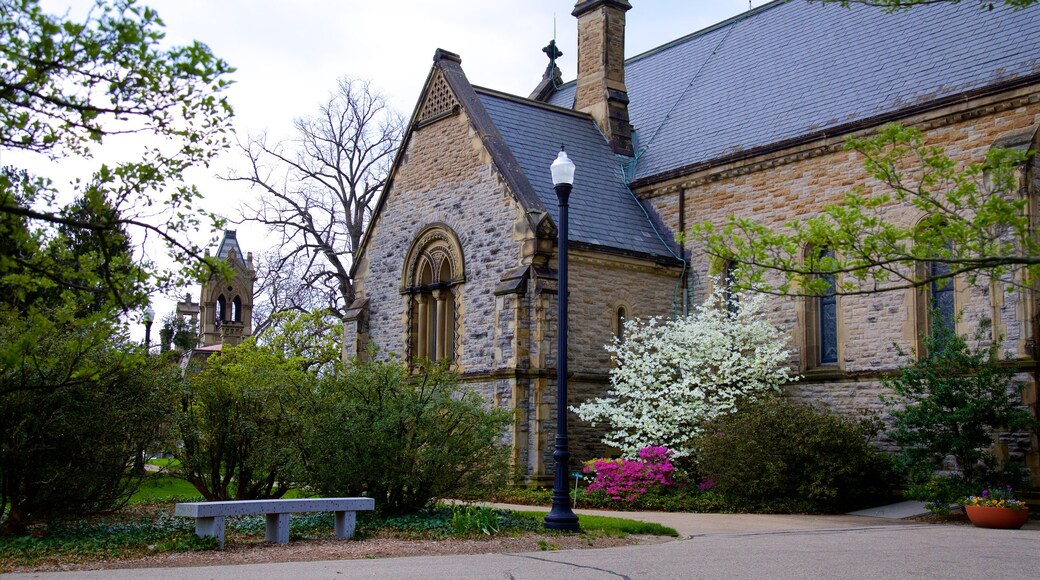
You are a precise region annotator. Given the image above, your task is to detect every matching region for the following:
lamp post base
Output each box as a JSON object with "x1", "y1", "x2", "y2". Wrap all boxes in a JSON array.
[
  {"x1": 543, "y1": 438, "x2": 580, "y2": 532},
  {"x1": 543, "y1": 506, "x2": 580, "y2": 531}
]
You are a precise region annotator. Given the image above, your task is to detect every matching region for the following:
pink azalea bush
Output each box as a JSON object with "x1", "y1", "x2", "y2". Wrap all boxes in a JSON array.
[{"x1": 583, "y1": 446, "x2": 676, "y2": 501}]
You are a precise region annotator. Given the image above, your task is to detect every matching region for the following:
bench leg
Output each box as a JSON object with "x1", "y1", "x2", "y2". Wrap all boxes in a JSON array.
[
  {"x1": 195, "y1": 516, "x2": 225, "y2": 549},
  {"x1": 334, "y1": 511, "x2": 357, "y2": 539},
  {"x1": 265, "y1": 513, "x2": 290, "y2": 544}
]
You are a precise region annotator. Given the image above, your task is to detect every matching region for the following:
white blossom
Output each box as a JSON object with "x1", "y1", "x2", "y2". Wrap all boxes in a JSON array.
[{"x1": 572, "y1": 280, "x2": 796, "y2": 457}]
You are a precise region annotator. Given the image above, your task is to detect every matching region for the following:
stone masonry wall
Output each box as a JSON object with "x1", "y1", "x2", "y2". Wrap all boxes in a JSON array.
[
  {"x1": 561, "y1": 253, "x2": 682, "y2": 468},
  {"x1": 643, "y1": 92, "x2": 1040, "y2": 482},
  {"x1": 353, "y1": 108, "x2": 523, "y2": 373},
  {"x1": 351, "y1": 104, "x2": 534, "y2": 470}
]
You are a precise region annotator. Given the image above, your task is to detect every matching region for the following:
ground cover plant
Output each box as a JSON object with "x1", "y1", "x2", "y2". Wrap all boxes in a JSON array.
[
  {"x1": 0, "y1": 500, "x2": 673, "y2": 572},
  {"x1": 483, "y1": 484, "x2": 824, "y2": 514}
]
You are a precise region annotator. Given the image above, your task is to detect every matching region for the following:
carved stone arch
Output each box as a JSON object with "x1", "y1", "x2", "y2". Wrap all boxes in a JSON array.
[
  {"x1": 401, "y1": 223, "x2": 466, "y2": 368},
  {"x1": 609, "y1": 299, "x2": 633, "y2": 345},
  {"x1": 402, "y1": 223, "x2": 466, "y2": 291}
]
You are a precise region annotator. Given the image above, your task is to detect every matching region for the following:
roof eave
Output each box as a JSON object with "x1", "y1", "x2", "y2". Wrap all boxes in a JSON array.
[{"x1": 571, "y1": 240, "x2": 684, "y2": 268}]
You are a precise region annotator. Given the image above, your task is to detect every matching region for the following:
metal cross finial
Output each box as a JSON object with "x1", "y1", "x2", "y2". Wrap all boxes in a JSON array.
[{"x1": 542, "y1": 39, "x2": 563, "y2": 61}]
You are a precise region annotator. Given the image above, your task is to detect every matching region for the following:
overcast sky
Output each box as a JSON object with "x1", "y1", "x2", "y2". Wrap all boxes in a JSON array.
[{"x1": 34, "y1": 0, "x2": 759, "y2": 332}]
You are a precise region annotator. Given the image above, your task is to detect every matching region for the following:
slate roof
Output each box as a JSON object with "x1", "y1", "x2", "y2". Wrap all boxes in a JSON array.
[
  {"x1": 546, "y1": 0, "x2": 1040, "y2": 183},
  {"x1": 215, "y1": 230, "x2": 246, "y2": 269},
  {"x1": 476, "y1": 89, "x2": 678, "y2": 259}
]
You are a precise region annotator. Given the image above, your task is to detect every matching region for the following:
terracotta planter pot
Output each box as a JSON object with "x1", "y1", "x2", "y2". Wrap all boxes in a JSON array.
[{"x1": 964, "y1": 505, "x2": 1029, "y2": 529}]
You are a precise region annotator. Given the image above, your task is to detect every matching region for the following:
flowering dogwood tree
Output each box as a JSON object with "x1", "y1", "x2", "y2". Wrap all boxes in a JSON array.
[{"x1": 573, "y1": 282, "x2": 796, "y2": 457}]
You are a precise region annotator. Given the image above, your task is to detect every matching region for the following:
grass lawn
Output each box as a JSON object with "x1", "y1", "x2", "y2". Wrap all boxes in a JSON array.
[
  {"x1": 513, "y1": 510, "x2": 678, "y2": 537},
  {"x1": 131, "y1": 474, "x2": 201, "y2": 503},
  {"x1": 130, "y1": 474, "x2": 311, "y2": 504}
]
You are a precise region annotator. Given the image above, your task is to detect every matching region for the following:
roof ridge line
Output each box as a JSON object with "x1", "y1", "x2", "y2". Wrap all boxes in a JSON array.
[
  {"x1": 549, "y1": 0, "x2": 789, "y2": 92},
  {"x1": 626, "y1": 0, "x2": 787, "y2": 67},
  {"x1": 472, "y1": 85, "x2": 594, "y2": 119}
]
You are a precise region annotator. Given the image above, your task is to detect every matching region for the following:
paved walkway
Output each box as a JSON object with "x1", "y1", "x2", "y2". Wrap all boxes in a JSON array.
[
  {"x1": 7, "y1": 503, "x2": 1037, "y2": 579},
  {"x1": 482, "y1": 502, "x2": 917, "y2": 538}
]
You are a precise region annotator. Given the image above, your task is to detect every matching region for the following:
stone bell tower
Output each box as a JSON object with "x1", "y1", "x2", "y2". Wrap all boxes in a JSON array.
[{"x1": 198, "y1": 230, "x2": 256, "y2": 348}]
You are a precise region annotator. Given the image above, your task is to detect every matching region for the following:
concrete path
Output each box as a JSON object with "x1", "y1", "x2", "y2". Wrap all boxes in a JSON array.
[
  {"x1": 484, "y1": 502, "x2": 914, "y2": 538},
  {"x1": 6, "y1": 504, "x2": 1037, "y2": 579}
]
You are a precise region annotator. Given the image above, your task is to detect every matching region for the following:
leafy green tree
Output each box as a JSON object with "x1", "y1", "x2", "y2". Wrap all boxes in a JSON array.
[
  {"x1": 175, "y1": 339, "x2": 311, "y2": 501},
  {"x1": 257, "y1": 310, "x2": 343, "y2": 374},
  {"x1": 158, "y1": 312, "x2": 197, "y2": 355},
  {"x1": 0, "y1": 312, "x2": 178, "y2": 535},
  {"x1": 1, "y1": 0, "x2": 234, "y2": 302},
  {"x1": 882, "y1": 323, "x2": 1037, "y2": 486},
  {"x1": 695, "y1": 123, "x2": 1034, "y2": 298},
  {"x1": 304, "y1": 358, "x2": 511, "y2": 516}
]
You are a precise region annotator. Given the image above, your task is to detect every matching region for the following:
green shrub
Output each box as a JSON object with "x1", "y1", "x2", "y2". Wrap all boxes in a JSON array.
[
  {"x1": 905, "y1": 475, "x2": 975, "y2": 515},
  {"x1": 175, "y1": 339, "x2": 310, "y2": 501},
  {"x1": 302, "y1": 358, "x2": 511, "y2": 516},
  {"x1": 1, "y1": 313, "x2": 179, "y2": 535},
  {"x1": 882, "y1": 322, "x2": 1037, "y2": 490},
  {"x1": 694, "y1": 396, "x2": 894, "y2": 511}
]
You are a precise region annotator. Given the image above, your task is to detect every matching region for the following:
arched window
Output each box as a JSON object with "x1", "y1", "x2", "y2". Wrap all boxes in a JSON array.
[
  {"x1": 816, "y1": 247, "x2": 839, "y2": 366},
  {"x1": 231, "y1": 296, "x2": 242, "y2": 323},
  {"x1": 915, "y1": 240, "x2": 957, "y2": 355},
  {"x1": 929, "y1": 259, "x2": 956, "y2": 336},
  {"x1": 616, "y1": 306, "x2": 627, "y2": 343},
  {"x1": 216, "y1": 295, "x2": 227, "y2": 324},
  {"x1": 402, "y1": 225, "x2": 465, "y2": 365}
]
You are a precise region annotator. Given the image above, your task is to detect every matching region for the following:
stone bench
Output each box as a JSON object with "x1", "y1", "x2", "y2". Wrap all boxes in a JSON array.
[{"x1": 174, "y1": 497, "x2": 375, "y2": 548}]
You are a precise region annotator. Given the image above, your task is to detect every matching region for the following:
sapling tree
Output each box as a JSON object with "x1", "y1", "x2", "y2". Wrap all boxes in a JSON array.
[
  {"x1": 573, "y1": 282, "x2": 796, "y2": 457},
  {"x1": 694, "y1": 123, "x2": 1036, "y2": 298},
  {"x1": 883, "y1": 321, "x2": 1037, "y2": 486},
  {"x1": 176, "y1": 339, "x2": 312, "y2": 501}
]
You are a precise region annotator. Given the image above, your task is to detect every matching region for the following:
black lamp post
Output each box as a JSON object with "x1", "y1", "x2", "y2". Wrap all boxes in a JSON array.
[
  {"x1": 142, "y1": 305, "x2": 154, "y2": 354},
  {"x1": 544, "y1": 146, "x2": 580, "y2": 532}
]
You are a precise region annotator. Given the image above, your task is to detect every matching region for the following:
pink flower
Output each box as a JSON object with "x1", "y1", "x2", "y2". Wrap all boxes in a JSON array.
[{"x1": 583, "y1": 446, "x2": 676, "y2": 501}]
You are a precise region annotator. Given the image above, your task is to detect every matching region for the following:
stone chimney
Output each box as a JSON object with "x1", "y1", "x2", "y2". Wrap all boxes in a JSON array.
[{"x1": 573, "y1": 0, "x2": 633, "y2": 156}]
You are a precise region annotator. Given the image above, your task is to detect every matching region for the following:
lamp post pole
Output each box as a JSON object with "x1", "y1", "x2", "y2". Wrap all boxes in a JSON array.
[
  {"x1": 142, "y1": 306, "x2": 154, "y2": 354},
  {"x1": 544, "y1": 146, "x2": 580, "y2": 532}
]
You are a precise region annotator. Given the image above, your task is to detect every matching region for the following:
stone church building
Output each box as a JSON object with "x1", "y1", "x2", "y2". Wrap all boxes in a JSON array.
[
  {"x1": 177, "y1": 230, "x2": 256, "y2": 359},
  {"x1": 345, "y1": 0, "x2": 1040, "y2": 484}
]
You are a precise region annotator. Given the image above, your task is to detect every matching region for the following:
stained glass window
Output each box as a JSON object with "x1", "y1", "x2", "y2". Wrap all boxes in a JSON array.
[
  {"x1": 818, "y1": 248, "x2": 838, "y2": 365},
  {"x1": 930, "y1": 259, "x2": 955, "y2": 336}
]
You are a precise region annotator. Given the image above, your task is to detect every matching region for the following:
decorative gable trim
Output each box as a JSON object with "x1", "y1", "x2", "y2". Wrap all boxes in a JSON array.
[
  {"x1": 416, "y1": 71, "x2": 460, "y2": 127},
  {"x1": 352, "y1": 49, "x2": 550, "y2": 279}
]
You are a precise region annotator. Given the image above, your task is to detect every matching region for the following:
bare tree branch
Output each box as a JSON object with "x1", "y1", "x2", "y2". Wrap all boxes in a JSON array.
[{"x1": 226, "y1": 78, "x2": 403, "y2": 329}]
